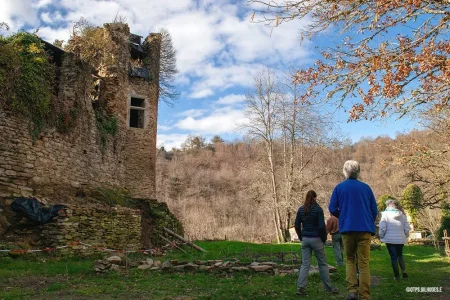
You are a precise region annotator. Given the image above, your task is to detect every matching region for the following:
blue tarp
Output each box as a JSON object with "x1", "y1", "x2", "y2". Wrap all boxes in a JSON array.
[{"x1": 11, "y1": 197, "x2": 66, "y2": 224}]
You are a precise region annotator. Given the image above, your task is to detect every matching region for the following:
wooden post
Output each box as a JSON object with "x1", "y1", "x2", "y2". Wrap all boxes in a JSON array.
[
  {"x1": 159, "y1": 235, "x2": 187, "y2": 254},
  {"x1": 443, "y1": 230, "x2": 450, "y2": 257},
  {"x1": 163, "y1": 227, "x2": 207, "y2": 252}
]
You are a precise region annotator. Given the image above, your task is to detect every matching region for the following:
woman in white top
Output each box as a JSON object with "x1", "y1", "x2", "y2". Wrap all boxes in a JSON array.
[{"x1": 379, "y1": 199, "x2": 411, "y2": 280}]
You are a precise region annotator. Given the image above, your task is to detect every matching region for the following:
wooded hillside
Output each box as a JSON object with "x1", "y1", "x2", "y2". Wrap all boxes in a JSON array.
[{"x1": 155, "y1": 128, "x2": 448, "y2": 242}]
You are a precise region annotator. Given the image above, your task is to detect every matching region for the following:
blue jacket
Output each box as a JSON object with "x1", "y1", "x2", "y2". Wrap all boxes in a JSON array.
[
  {"x1": 294, "y1": 203, "x2": 327, "y2": 242},
  {"x1": 328, "y1": 179, "x2": 378, "y2": 234}
]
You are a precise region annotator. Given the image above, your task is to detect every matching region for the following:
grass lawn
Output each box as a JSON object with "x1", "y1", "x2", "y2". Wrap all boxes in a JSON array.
[{"x1": 0, "y1": 242, "x2": 448, "y2": 299}]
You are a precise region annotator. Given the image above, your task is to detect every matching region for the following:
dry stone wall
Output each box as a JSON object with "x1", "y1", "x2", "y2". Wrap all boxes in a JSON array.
[
  {"x1": 41, "y1": 204, "x2": 141, "y2": 252},
  {"x1": 94, "y1": 257, "x2": 339, "y2": 276}
]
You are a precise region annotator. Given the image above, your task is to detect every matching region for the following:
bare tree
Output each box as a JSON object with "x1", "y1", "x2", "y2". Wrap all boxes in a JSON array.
[
  {"x1": 395, "y1": 109, "x2": 450, "y2": 209},
  {"x1": 0, "y1": 22, "x2": 9, "y2": 34},
  {"x1": 240, "y1": 69, "x2": 284, "y2": 243},
  {"x1": 158, "y1": 28, "x2": 179, "y2": 106},
  {"x1": 240, "y1": 69, "x2": 339, "y2": 242},
  {"x1": 416, "y1": 207, "x2": 442, "y2": 250}
]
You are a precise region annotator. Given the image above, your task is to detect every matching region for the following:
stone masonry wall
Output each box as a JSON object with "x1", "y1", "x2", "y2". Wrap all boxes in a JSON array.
[
  {"x1": 0, "y1": 53, "x2": 126, "y2": 198},
  {"x1": 124, "y1": 77, "x2": 159, "y2": 198},
  {"x1": 0, "y1": 113, "x2": 125, "y2": 198},
  {"x1": 0, "y1": 23, "x2": 160, "y2": 200},
  {"x1": 41, "y1": 204, "x2": 141, "y2": 252},
  {"x1": 123, "y1": 33, "x2": 161, "y2": 199}
]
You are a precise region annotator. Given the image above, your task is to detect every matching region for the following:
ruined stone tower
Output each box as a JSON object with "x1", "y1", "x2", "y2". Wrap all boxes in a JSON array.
[
  {"x1": 0, "y1": 23, "x2": 161, "y2": 199},
  {"x1": 98, "y1": 23, "x2": 161, "y2": 199}
]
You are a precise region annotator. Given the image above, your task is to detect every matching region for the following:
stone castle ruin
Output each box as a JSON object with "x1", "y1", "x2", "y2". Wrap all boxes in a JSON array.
[
  {"x1": 1, "y1": 23, "x2": 158, "y2": 199},
  {"x1": 0, "y1": 22, "x2": 182, "y2": 251}
]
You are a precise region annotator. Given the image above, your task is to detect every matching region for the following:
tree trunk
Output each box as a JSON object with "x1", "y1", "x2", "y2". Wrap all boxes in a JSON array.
[{"x1": 267, "y1": 143, "x2": 284, "y2": 243}]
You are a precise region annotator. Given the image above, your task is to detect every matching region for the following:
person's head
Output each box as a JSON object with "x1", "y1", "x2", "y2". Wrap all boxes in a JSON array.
[
  {"x1": 385, "y1": 199, "x2": 403, "y2": 212},
  {"x1": 303, "y1": 190, "x2": 317, "y2": 216},
  {"x1": 343, "y1": 160, "x2": 360, "y2": 179}
]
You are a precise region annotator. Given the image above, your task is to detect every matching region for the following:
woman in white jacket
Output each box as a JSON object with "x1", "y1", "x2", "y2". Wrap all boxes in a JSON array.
[{"x1": 379, "y1": 199, "x2": 411, "y2": 280}]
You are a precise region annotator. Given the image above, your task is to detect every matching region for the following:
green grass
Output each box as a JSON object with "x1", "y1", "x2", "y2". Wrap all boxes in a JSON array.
[{"x1": 0, "y1": 242, "x2": 448, "y2": 299}]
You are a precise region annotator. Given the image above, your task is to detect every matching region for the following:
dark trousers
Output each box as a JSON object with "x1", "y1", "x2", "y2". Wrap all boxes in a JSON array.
[{"x1": 386, "y1": 243, "x2": 406, "y2": 278}]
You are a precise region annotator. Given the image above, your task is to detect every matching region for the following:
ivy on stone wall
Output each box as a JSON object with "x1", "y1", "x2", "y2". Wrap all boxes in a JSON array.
[
  {"x1": 55, "y1": 107, "x2": 80, "y2": 133},
  {"x1": 95, "y1": 108, "x2": 118, "y2": 153},
  {"x1": 0, "y1": 31, "x2": 55, "y2": 141}
]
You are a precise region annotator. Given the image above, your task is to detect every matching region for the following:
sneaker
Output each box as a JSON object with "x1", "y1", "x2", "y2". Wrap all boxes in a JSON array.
[
  {"x1": 402, "y1": 272, "x2": 408, "y2": 279},
  {"x1": 296, "y1": 288, "x2": 307, "y2": 296},
  {"x1": 393, "y1": 277, "x2": 400, "y2": 281},
  {"x1": 326, "y1": 286, "x2": 339, "y2": 294},
  {"x1": 345, "y1": 292, "x2": 358, "y2": 300}
]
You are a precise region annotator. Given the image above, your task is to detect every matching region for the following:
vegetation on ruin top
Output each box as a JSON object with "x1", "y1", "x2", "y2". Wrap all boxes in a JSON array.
[{"x1": 0, "y1": 26, "x2": 55, "y2": 141}]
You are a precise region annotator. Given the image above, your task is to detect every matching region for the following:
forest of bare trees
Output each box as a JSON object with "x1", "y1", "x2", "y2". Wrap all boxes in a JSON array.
[{"x1": 156, "y1": 127, "x2": 450, "y2": 243}]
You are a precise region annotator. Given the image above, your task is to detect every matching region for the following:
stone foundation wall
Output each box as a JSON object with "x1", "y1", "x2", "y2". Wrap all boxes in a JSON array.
[
  {"x1": 41, "y1": 204, "x2": 141, "y2": 252},
  {"x1": 0, "y1": 196, "x2": 183, "y2": 251}
]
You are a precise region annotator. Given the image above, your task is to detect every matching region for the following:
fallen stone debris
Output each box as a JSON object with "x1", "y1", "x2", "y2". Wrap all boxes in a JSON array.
[{"x1": 94, "y1": 255, "x2": 338, "y2": 276}]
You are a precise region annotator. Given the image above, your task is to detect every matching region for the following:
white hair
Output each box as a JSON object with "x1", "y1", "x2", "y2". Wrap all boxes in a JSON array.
[
  {"x1": 385, "y1": 199, "x2": 398, "y2": 208},
  {"x1": 343, "y1": 160, "x2": 360, "y2": 179}
]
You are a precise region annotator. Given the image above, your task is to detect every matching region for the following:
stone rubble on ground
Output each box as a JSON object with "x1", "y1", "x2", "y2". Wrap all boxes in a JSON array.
[{"x1": 93, "y1": 255, "x2": 338, "y2": 276}]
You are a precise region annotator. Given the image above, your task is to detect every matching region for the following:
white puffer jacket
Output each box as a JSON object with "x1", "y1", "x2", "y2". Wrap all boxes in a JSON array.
[{"x1": 379, "y1": 209, "x2": 410, "y2": 244}]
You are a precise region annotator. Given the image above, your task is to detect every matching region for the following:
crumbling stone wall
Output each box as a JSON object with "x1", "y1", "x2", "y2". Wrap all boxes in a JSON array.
[
  {"x1": 0, "y1": 196, "x2": 183, "y2": 251},
  {"x1": 0, "y1": 90, "x2": 126, "y2": 199},
  {"x1": 99, "y1": 23, "x2": 130, "y2": 123},
  {"x1": 0, "y1": 23, "x2": 160, "y2": 200},
  {"x1": 41, "y1": 205, "x2": 141, "y2": 252},
  {"x1": 123, "y1": 34, "x2": 161, "y2": 199},
  {"x1": 124, "y1": 77, "x2": 159, "y2": 198}
]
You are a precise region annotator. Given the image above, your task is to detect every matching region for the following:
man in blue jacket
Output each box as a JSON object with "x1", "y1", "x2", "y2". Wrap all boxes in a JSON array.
[{"x1": 329, "y1": 160, "x2": 377, "y2": 300}]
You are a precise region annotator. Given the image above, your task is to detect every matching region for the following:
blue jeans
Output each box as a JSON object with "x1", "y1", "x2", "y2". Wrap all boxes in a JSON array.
[
  {"x1": 332, "y1": 233, "x2": 344, "y2": 266},
  {"x1": 297, "y1": 237, "x2": 334, "y2": 291},
  {"x1": 386, "y1": 243, "x2": 405, "y2": 278}
]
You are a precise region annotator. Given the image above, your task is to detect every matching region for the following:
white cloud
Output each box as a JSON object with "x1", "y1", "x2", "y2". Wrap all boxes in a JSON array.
[
  {"x1": 57, "y1": 0, "x2": 125, "y2": 25},
  {"x1": 36, "y1": 26, "x2": 72, "y2": 43},
  {"x1": 158, "y1": 125, "x2": 173, "y2": 131},
  {"x1": 188, "y1": 63, "x2": 262, "y2": 98},
  {"x1": 159, "y1": 10, "x2": 224, "y2": 74},
  {"x1": 216, "y1": 94, "x2": 245, "y2": 105},
  {"x1": 157, "y1": 133, "x2": 189, "y2": 150},
  {"x1": 40, "y1": 12, "x2": 52, "y2": 24},
  {"x1": 190, "y1": 88, "x2": 214, "y2": 99},
  {"x1": 36, "y1": 0, "x2": 53, "y2": 8},
  {"x1": 175, "y1": 107, "x2": 247, "y2": 134},
  {"x1": 177, "y1": 109, "x2": 207, "y2": 118},
  {"x1": 39, "y1": 11, "x2": 64, "y2": 24},
  {"x1": 0, "y1": 0, "x2": 39, "y2": 31},
  {"x1": 175, "y1": 74, "x2": 190, "y2": 86}
]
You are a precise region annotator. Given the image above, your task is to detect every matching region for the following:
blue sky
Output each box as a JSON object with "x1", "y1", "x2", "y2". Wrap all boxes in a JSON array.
[{"x1": 1, "y1": 0, "x2": 419, "y2": 149}]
